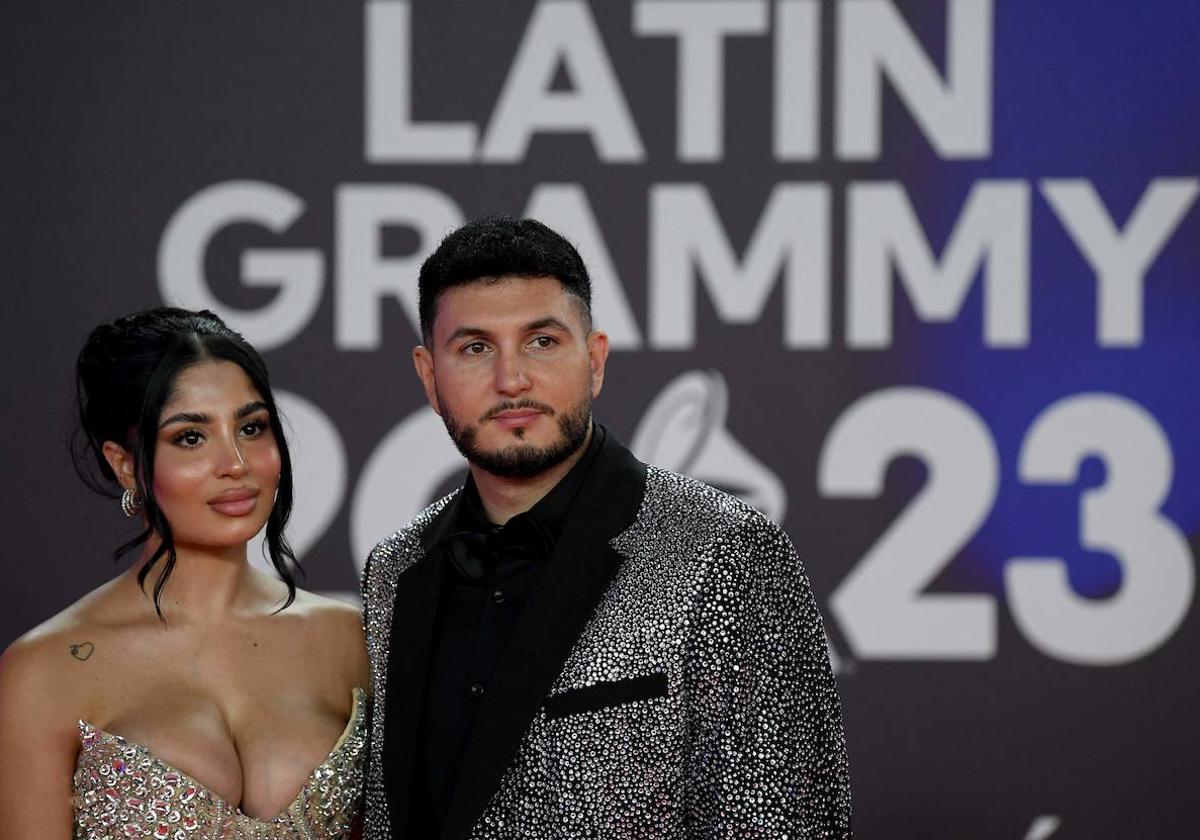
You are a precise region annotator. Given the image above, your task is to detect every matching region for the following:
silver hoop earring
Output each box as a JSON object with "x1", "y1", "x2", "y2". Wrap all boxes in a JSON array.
[{"x1": 120, "y1": 487, "x2": 142, "y2": 517}]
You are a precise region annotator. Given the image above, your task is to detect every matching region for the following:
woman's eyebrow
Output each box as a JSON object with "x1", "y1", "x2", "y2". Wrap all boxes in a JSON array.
[
  {"x1": 158, "y1": 402, "x2": 267, "y2": 429},
  {"x1": 236, "y1": 401, "x2": 269, "y2": 419},
  {"x1": 158, "y1": 411, "x2": 208, "y2": 429}
]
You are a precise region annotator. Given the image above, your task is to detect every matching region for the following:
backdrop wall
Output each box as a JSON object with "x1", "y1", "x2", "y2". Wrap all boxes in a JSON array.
[{"x1": 3, "y1": 2, "x2": 1197, "y2": 837}]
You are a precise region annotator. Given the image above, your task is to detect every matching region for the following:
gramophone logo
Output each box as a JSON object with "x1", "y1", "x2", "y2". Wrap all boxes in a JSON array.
[
  {"x1": 632, "y1": 370, "x2": 839, "y2": 674},
  {"x1": 631, "y1": 370, "x2": 787, "y2": 524}
]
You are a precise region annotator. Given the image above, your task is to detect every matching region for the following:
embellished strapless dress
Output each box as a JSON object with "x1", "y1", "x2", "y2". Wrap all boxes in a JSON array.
[{"x1": 72, "y1": 688, "x2": 367, "y2": 840}]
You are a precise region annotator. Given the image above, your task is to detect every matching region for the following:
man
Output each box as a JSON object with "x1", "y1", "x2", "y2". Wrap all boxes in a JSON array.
[{"x1": 360, "y1": 216, "x2": 851, "y2": 839}]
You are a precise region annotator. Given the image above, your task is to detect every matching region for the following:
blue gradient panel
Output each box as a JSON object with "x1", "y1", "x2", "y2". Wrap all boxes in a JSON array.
[{"x1": 883, "y1": 2, "x2": 1200, "y2": 600}]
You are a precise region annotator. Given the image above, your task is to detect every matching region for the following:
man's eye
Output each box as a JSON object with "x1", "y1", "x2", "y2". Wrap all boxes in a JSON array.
[
  {"x1": 463, "y1": 342, "x2": 489, "y2": 355},
  {"x1": 530, "y1": 335, "x2": 557, "y2": 349}
]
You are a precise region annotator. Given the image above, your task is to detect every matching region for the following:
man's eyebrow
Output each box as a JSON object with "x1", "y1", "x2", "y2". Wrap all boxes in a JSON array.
[
  {"x1": 159, "y1": 411, "x2": 208, "y2": 429},
  {"x1": 236, "y1": 401, "x2": 269, "y2": 419},
  {"x1": 525, "y1": 317, "x2": 570, "y2": 333},
  {"x1": 444, "y1": 326, "x2": 490, "y2": 347}
]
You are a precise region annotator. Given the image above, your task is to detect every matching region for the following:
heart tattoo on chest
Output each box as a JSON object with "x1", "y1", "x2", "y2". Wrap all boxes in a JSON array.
[{"x1": 69, "y1": 642, "x2": 95, "y2": 661}]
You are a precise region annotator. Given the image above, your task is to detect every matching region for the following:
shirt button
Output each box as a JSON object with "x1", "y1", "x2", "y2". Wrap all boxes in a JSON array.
[
  {"x1": 470, "y1": 683, "x2": 485, "y2": 698},
  {"x1": 492, "y1": 589, "x2": 505, "y2": 604}
]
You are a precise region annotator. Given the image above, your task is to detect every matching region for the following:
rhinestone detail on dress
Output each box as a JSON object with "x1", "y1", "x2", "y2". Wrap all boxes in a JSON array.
[{"x1": 73, "y1": 688, "x2": 367, "y2": 840}]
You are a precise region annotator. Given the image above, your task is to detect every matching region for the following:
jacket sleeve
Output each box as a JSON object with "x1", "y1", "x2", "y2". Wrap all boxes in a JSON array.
[{"x1": 683, "y1": 515, "x2": 852, "y2": 839}]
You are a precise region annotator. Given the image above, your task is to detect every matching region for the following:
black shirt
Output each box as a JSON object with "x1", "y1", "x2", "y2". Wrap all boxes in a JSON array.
[{"x1": 415, "y1": 426, "x2": 605, "y2": 831}]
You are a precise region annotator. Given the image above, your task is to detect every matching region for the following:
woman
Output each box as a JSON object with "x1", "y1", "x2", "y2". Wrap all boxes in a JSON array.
[{"x1": 0, "y1": 308, "x2": 370, "y2": 838}]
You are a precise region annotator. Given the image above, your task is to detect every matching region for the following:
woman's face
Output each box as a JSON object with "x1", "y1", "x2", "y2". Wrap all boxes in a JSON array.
[{"x1": 152, "y1": 359, "x2": 281, "y2": 553}]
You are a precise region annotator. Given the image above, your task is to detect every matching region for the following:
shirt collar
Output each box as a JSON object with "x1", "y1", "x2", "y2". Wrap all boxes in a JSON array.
[{"x1": 454, "y1": 423, "x2": 606, "y2": 551}]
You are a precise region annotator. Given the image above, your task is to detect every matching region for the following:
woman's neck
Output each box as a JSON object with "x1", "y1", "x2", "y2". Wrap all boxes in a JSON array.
[{"x1": 123, "y1": 539, "x2": 280, "y2": 624}]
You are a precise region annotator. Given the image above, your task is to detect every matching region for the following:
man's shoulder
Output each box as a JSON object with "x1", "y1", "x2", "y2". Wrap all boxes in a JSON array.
[
  {"x1": 641, "y1": 465, "x2": 790, "y2": 548},
  {"x1": 642, "y1": 464, "x2": 770, "y2": 528},
  {"x1": 637, "y1": 466, "x2": 809, "y2": 600},
  {"x1": 367, "y1": 489, "x2": 460, "y2": 562}
]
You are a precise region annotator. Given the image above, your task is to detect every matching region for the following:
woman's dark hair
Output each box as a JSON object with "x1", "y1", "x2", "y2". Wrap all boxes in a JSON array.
[{"x1": 72, "y1": 307, "x2": 298, "y2": 618}]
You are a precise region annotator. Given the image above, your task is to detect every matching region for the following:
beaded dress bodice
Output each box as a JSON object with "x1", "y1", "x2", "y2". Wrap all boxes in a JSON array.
[{"x1": 73, "y1": 688, "x2": 367, "y2": 840}]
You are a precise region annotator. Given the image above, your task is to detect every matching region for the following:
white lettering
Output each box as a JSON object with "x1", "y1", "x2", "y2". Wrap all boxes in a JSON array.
[
  {"x1": 634, "y1": 0, "x2": 768, "y2": 162},
  {"x1": 352, "y1": 406, "x2": 465, "y2": 567},
  {"x1": 365, "y1": 1, "x2": 478, "y2": 162},
  {"x1": 837, "y1": 0, "x2": 992, "y2": 159},
  {"x1": 1041, "y1": 178, "x2": 1199, "y2": 346},
  {"x1": 650, "y1": 182, "x2": 830, "y2": 348},
  {"x1": 481, "y1": 0, "x2": 644, "y2": 162},
  {"x1": 157, "y1": 181, "x2": 323, "y2": 352},
  {"x1": 847, "y1": 180, "x2": 1029, "y2": 347},
  {"x1": 248, "y1": 390, "x2": 347, "y2": 569},
  {"x1": 524, "y1": 183, "x2": 643, "y2": 349},
  {"x1": 774, "y1": 0, "x2": 820, "y2": 161},
  {"x1": 1007, "y1": 395, "x2": 1193, "y2": 665},
  {"x1": 335, "y1": 184, "x2": 463, "y2": 349},
  {"x1": 819, "y1": 387, "x2": 998, "y2": 659}
]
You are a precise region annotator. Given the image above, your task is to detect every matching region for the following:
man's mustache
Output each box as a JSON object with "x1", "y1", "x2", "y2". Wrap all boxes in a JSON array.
[{"x1": 480, "y1": 399, "x2": 556, "y2": 423}]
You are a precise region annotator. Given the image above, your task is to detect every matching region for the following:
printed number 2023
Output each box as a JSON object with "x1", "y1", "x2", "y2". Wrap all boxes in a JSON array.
[{"x1": 818, "y1": 388, "x2": 1193, "y2": 666}]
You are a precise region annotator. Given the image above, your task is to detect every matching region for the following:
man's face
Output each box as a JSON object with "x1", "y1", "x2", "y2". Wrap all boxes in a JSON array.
[{"x1": 413, "y1": 275, "x2": 609, "y2": 478}]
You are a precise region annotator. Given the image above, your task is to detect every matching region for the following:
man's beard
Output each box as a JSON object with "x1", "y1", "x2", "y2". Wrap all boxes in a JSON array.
[{"x1": 441, "y1": 394, "x2": 592, "y2": 478}]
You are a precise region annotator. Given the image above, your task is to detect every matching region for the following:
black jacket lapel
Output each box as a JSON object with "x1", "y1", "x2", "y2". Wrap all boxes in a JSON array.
[
  {"x1": 382, "y1": 492, "x2": 461, "y2": 836},
  {"x1": 440, "y1": 430, "x2": 649, "y2": 840}
]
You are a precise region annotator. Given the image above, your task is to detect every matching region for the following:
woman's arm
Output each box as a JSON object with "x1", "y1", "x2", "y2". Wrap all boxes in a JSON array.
[{"x1": 0, "y1": 635, "x2": 82, "y2": 839}]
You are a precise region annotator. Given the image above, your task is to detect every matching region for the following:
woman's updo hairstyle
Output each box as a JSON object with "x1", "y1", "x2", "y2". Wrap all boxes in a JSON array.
[{"x1": 73, "y1": 307, "x2": 298, "y2": 618}]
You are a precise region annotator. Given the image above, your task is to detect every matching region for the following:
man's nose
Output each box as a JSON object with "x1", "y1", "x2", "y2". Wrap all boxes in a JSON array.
[{"x1": 494, "y1": 351, "x2": 532, "y2": 396}]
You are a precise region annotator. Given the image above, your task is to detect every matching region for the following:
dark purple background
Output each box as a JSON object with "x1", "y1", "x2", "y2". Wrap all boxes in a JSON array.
[{"x1": 2, "y1": 2, "x2": 1196, "y2": 836}]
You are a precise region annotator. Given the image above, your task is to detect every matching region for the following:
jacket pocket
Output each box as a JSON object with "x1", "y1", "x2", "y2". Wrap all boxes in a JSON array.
[{"x1": 543, "y1": 673, "x2": 669, "y2": 720}]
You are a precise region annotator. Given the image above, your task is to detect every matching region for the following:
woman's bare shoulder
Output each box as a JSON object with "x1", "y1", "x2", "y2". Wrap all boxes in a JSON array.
[
  {"x1": 3, "y1": 582, "x2": 116, "y2": 663},
  {"x1": 287, "y1": 588, "x2": 363, "y2": 624},
  {"x1": 0, "y1": 598, "x2": 108, "y2": 833},
  {"x1": 284, "y1": 589, "x2": 370, "y2": 687},
  {"x1": 0, "y1": 605, "x2": 103, "y2": 733},
  {"x1": 0, "y1": 576, "x2": 139, "y2": 711}
]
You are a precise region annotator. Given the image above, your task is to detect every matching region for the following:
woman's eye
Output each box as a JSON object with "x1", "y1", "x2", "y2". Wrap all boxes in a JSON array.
[
  {"x1": 241, "y1": 419, "x2": 268, "y2": 437},
  {"x1": 175, "y1": 430, "x2": 204, "y2": 447}
]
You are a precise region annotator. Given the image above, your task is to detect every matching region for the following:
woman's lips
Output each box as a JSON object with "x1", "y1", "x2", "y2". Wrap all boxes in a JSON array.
[{"x1": 207, "y1": 487, "x2": 259, "y2": 517}]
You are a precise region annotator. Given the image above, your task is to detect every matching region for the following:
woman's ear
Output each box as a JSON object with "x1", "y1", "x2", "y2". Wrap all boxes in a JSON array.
[{"x1": 101, "y1": 441, "x2": 137, "y2": 489}]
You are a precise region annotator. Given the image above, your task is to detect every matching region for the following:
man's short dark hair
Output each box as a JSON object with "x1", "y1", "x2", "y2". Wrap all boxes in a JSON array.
[{"x1": 418, "y1": 216, "x2": 593, "y2": 342}]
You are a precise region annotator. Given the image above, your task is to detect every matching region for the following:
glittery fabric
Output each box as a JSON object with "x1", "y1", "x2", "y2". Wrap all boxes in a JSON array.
[
  {"x1": 360, "y1": 494, "x2": 452, "y2": 836},
  {"x1": 362, "y1": 467, "x2": 851, "y2": 839},
  {"x1": 73, "y1": 688, "x2": 368, "y2": 840}
]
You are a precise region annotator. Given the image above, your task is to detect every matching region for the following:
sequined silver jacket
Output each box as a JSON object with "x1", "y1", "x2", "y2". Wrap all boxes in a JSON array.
[{"x1": 360, "y1": 431, "x2": 851, "y2": 839}]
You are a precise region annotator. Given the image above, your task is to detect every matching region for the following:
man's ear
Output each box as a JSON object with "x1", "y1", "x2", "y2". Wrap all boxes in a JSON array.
[
  {"x1": 101, "y1": 441, "x2": 137, "y2": 489},
  {"x1": 412, "y1": 345, "x2": 442, "y2": 416},
  {"x1": 586, "y1": 330, "x2": 610, "y2": 399}
]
